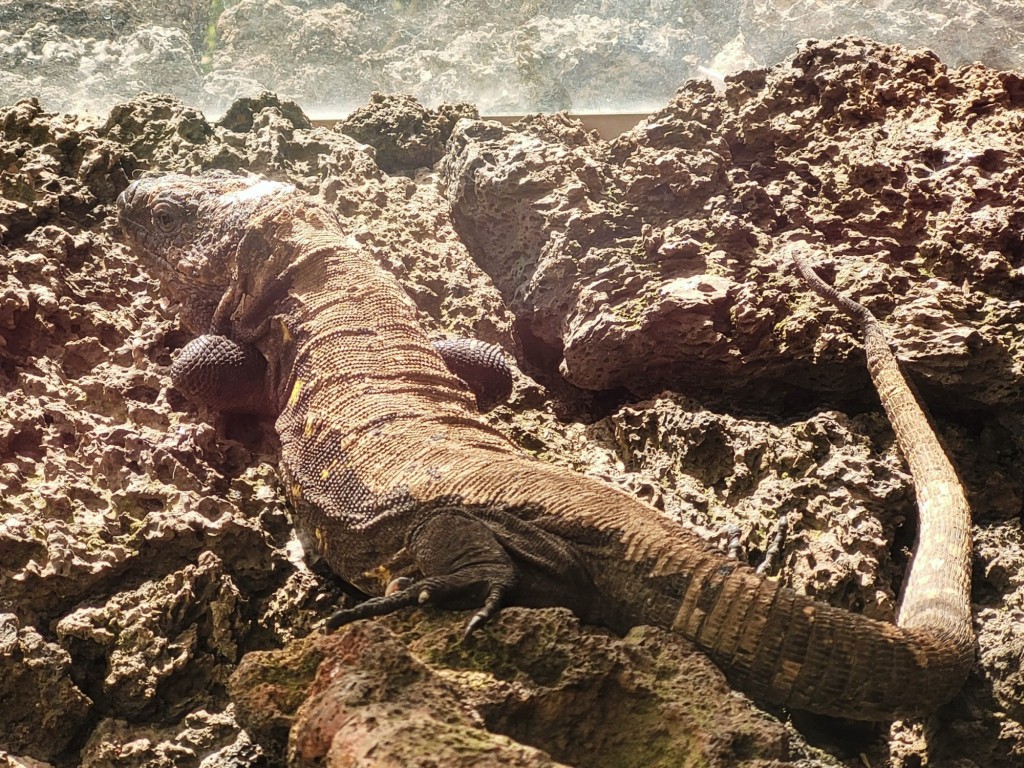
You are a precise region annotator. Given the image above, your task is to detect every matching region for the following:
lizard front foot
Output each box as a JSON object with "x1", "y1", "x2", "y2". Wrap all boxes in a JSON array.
[
  {"x1": 324, "y1": 572, "x2": 512, "y2": 639},
  {"x1": 171, "y1": 334, "x2": 273, "y2": 413}
]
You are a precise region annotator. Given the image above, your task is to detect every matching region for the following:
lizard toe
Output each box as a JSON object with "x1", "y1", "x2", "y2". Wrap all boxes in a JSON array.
[
  {"x1": 324, "y1": 567, "x2": 516, "y2": 635},
  {"x1": 463, "y1": 582, "x2": 510, "y2": 640},
  {"x1": 323, "y1": 588, "x2": 421, "y2": 632}
]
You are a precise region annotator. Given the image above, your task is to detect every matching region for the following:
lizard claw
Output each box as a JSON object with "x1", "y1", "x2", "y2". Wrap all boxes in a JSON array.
[{"x1": 462, "y1": 583, "x2": 509, "y2": 640}]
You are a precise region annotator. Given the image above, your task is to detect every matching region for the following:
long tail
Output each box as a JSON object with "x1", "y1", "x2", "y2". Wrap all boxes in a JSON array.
[
  {"x1": 574, "y1": 243, "x2": 974, "y2": 719},
  {"x1": 789, "y1": 245, "x2": 973, "y2": 640}
]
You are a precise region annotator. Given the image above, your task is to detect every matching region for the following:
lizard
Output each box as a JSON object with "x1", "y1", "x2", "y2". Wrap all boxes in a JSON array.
[{"x1": 116, "y1": 171, "x2": 975, "y2": 722}]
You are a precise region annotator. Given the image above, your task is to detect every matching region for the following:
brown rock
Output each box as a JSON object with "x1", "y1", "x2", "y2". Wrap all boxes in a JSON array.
[
  {"x1": 232, "y1": 610, "x2": 809, "y2": 767},
  {"x1": 340, "y1": 92, "x2": 479, "y2": 173},
  {"x1": 0, "y1": 614, "x2": 92, "y2": 759},
  {"x1": 442, "y1": 38, "x2": 1024, "y2": 409}
]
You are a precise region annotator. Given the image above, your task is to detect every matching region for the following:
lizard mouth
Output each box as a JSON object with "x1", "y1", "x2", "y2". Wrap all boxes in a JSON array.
[{"x1": 116, "y1": 211, "x2": 150, "y2": 253}]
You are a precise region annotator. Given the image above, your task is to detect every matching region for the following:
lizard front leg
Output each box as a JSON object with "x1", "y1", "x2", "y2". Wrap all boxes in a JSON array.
[
  {"x1": 172, "y1": 334, "x2": 510, "y2": 415},
  {"x1": 171, "y1": 334, "x2": 276, "y2": 414},
  {"x1": 431, "y1": 338, "x2": 513, "y2": 410}
]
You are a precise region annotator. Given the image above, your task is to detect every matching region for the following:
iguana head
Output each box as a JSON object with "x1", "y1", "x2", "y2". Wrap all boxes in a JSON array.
[{"x1": 117, "y1": 171, "x2": 300, "y2": 332}]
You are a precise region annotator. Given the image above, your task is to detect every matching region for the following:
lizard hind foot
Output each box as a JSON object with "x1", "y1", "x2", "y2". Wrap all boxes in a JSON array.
[{"x1": 325, "y1": 511, "x2": 519, "y2": 638}]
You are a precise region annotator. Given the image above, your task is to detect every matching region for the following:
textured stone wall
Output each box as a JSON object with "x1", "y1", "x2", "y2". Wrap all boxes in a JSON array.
[{"x1": 3, "y1": 0, "x2": 1024, "y2": 117}]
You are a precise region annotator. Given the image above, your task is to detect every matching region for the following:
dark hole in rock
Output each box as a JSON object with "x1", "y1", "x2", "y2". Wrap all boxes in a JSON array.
[
  {"x1": 123, "y1": 384, "x2": 160, "y2": 404},
  {"x1": 1001, "y1": 232, "x2": 1024, "y2": 268},
  {"x1": 9, "y1": 426, "x2": 44, "y2": 460}
]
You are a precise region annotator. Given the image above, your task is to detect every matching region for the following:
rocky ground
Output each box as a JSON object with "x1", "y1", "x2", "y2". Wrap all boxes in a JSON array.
[
  {"x1": 2, "y1": 0, "x2": 1024, "y2": 118},
  {"x1": 1, "y1": 36, "x2": 1023, "y2": 768}
]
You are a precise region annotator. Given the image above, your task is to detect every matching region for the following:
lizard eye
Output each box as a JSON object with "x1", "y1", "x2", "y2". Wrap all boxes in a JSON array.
[{"x1": 152, "y1": 200, "x2": 184, "y2": 233}]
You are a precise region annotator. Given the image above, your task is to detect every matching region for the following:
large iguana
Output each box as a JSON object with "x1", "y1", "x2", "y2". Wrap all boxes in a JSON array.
[{"x1": 116, "y1": 171, "x2": 974, "y2": 721}]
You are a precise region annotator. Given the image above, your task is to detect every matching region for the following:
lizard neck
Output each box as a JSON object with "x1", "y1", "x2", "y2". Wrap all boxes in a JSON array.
[{"x1": 277, "y1": 210, "x2": 480, "y2": 417}]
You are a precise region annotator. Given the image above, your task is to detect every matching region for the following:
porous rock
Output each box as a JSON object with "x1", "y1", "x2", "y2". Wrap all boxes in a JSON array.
[
  {"x1": 442, "y1": 37, "x2": 1024, "y2": 408},
  {"x1": 78, "y1": 708, "x2": 269, "y2": 768},
  {"x1": 597, "y1": 393, "x2": 913, "y2": 619},
  {"x1": 230, "y1": 609, "x2": 807, "y2": 767},
  {"x1": 340, "y1": 92, "x2": 478, "y2": 173},
  {"x1": 0, "y1": 614, "x2": 92, "y2": 760}
]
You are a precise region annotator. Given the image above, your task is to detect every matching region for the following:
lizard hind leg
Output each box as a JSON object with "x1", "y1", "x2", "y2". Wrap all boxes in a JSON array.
[{"x1": 325, "y1": 510, "x2": 519, "y2": 639}]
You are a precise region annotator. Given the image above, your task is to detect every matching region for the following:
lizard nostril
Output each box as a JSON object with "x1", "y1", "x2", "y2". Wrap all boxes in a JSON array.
[
  {"x1": 116, "y1": 185, "x2": 133, "y2": 212},
  {"x1": 117, "y1": 180, "x2": 147, "y2": 210}
]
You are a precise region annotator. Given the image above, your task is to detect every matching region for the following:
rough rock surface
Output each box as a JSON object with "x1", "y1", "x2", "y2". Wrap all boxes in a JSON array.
[
  {"x1": 229, "y1": 610, "x2": 808, "y2": 768},
  {"x1": 5, "y1": 0, "x2": 1024, "y2": 117},
  {"x1": 443, "y1": 42, "x2": 1024, "y2": 409},
  {"x1": 340, "y1": 92, "x2": 479, "y2": 174},
  {"x1": 1, "y1": 37, "x2": 1023, "y2": 767}
]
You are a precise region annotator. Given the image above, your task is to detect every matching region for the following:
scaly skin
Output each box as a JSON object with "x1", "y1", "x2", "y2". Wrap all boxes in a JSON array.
[{"x1": 117, "y1": 172, "x2": 974, "y2": 721}]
